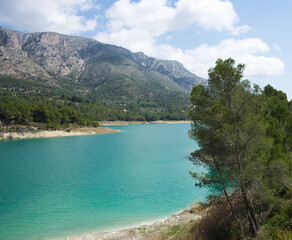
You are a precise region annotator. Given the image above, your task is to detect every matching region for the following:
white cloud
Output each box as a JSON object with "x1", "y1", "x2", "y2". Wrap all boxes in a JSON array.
[
  {"x1": 102, "y1": 0, "x2": 244, "y2": 34},
  {"x1": 0, "y1": 0, "x2": 100, "y2": 34},
  {"x1": 97, "y1": 27, "x2": 156, "y2": 54},
  {"x1": 95, "y1": 0, "x2": 283, "y2": 78},
  {"x1": 95, "y1": 0, "x2": 250, "y2": 48},
  {"x1": 230, "y1": 25, "x2": 253, "y2": 36},
  {"x1": 104, "y1": 0, "x2": 175, "y2": 35},
  {"x1": 240, "y1": 55, "x2": 284, "y2": 77},
  {"x1": 172, "y1": 0, "x2": 238, "y2": 31},
  {"x1": 274, "y1": 43, "x2": 281, "y2": 52},
  {"x1": 159, "y1": 38, "x2": 285, "y2": 78}
]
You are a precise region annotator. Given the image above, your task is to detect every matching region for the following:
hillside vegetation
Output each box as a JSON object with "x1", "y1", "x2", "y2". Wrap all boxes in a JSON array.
[
  {"x1": 0, "y1": 27, "x2": 205, "y2": 128},
  {"x1": 0, "y1": 75, "x2": 191, "y2": 131}
]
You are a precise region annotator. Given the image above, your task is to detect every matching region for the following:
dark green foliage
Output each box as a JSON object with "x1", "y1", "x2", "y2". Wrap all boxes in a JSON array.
[
  {"x1": 0, "y1": 75, "x2": 190, "y2": 126},
  {"x1": 33, "y1": 105, "x2": 49, "y2": 123},
  {"x1": 60, "y1": 106, "x2": 80, "y2": 124},
  {"x1": 0, "y1": 92, "x2": 102, "y2": 129},
  {"x1": 189, "y1": 58, "x2": 292, "y2": 239}
]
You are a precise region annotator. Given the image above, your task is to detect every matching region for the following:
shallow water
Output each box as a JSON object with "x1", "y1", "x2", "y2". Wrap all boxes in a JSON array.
[{"x1": 0, "y1": 123, "x2": 207, "y2": 240}]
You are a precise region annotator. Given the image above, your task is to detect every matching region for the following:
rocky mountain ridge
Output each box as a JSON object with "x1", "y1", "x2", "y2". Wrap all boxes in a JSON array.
[{"x1": 0, "y1": 27, "x2": 205, "y2": 93}]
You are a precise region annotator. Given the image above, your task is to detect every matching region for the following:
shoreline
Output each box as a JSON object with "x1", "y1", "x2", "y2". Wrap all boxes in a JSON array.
[
  {"x1": 0, "y1": 127, "x2": 120, "y2": 140},
  {"x1": 101, "y1": 120, "x2": 192, "y2": 125},
  {"x1": 61, "y1": 209, "x2": 200, "y2": 240},
  {"x1": 0, "y1": 121, "x2": 192, "y2": 140}
]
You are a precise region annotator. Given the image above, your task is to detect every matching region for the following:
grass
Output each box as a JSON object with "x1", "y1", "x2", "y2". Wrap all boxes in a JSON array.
[{"x1": 161, "y1": 221, "x2": 198, "y2": 240}]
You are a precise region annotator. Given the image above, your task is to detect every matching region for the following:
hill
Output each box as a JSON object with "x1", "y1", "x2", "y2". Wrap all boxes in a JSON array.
[{"x1": 0, "y1": 27, "x2": 206, "y2": 123}]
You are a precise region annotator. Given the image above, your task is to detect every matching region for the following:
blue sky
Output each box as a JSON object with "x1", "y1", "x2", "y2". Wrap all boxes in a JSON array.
[{"x1": 0, "y1": 0, "x2": 291, "y2": 99}]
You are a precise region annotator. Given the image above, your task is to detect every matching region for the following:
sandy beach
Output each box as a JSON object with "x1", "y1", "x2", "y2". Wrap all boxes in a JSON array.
[
  {"x1": 62, "y1": 210, "x2": 200, "y2": 240},
  {"x1": 0, "y1": 127, "x2": 119, "y2": 140}
]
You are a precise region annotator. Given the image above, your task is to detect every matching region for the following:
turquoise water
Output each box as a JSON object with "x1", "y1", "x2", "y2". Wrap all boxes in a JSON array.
[{"x1": 0, "y1": 124, "x2": 207, "y2": 240}]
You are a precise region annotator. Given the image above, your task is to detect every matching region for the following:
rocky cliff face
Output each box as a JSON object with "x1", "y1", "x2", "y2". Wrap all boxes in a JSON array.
[
  {"x1": 133, "y1": 52, "x2": 205, "y2": 91},
  {"x1": 22, "y1": 32, "x2": 86, "y2": 77},
  {"x1": 0, "y1": 28, "x2": 52, "y2": 80},
  {"x1": 0, "y1": 27, "x2": 205, "y2": 92}
]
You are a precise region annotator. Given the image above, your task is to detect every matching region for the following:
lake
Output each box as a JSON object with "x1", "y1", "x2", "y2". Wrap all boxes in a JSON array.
[{"x1": 0, "y1": 123, "x2": 207, "y2": 240}]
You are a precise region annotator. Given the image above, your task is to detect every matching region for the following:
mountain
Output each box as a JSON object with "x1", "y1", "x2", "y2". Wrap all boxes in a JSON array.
[
  {"x1": 132, "y1": 52, "x2": 205, "y2": 92},
  {"x1": 0, "y1": 27, "x2": 206, "y2": 121}
]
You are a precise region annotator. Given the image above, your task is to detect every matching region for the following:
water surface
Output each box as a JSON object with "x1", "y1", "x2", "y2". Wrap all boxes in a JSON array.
[{"x1": 0, "y1": 123, "x2": 207, "y2": 240}]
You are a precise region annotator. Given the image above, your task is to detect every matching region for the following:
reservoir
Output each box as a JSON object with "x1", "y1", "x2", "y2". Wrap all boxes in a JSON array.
[{"x1": 0, "y1": 123, "x2": 207, "y2": 240}]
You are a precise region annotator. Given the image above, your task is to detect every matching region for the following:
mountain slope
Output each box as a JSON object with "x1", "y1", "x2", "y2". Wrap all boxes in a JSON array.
[
  {"x1": 133, "y1": 52, "x2": 205, "y2": 91},
  {"x1": 0, "y1": 27, "x2": 206, "y2": 120}
]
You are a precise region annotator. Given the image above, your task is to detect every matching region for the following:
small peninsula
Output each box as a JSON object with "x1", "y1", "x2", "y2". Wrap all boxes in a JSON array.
[{"x1": 0, "y1": 126, "x2": 119, "y2": 140}]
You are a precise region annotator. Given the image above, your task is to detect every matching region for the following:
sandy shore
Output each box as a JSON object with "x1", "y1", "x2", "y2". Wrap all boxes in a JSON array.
[
  {"x1": 0, "y1": 127, "x2": 119, "y2": 140},
  {"x1": 62, "y1": 210, "x2": 200, "y2": 240},
  {"x1": 101, "y1": 120, "x2": 192, "y2": 125}
]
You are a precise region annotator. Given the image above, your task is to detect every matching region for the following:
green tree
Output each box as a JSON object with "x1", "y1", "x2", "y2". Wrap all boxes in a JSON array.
[
  {"x1": 189, "y1": 58, "x2": 280, "y2": 237},
  {"x1": 60, "y1": 106, "x2": 81, "y2": 124},
  {"x1": 32, "y1": 104, "x2": 49, "y2": 123}
]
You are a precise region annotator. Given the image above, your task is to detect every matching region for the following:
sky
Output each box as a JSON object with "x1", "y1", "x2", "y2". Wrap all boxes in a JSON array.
[{"x1": 0, "y1": 0, "x2": 291, "y2": 99}]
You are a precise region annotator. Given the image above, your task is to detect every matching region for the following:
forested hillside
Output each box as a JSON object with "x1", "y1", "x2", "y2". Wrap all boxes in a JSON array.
[
  {"x1": 0, "y1": 27, "x2": 206, "y2": 127},
  {"x1": 0, "y1": 75, "x2": 190, "y2": 130}
]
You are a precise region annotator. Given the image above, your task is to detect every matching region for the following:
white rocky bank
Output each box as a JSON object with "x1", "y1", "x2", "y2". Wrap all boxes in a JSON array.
[{"x1": 0, "y1": 127, "x2": 119, "y2": 140}]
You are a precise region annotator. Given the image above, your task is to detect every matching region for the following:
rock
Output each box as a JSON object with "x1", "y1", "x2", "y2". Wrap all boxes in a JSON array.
[{"x1": 0, "y1": 27, "x2": 206, "y2": 92}]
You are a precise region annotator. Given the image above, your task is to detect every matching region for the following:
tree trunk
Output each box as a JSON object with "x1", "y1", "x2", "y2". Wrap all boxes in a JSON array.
[
  {"x1": 216, "y1": 164, "x2": 244, "y2": 238},
  {"x1": 240, "y1": 183, "x2": 259, "y2": 237}
]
